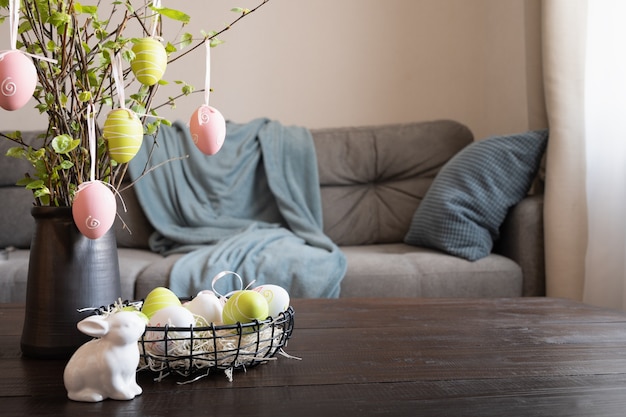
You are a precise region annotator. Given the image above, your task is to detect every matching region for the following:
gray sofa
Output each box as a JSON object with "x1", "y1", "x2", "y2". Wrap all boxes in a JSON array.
[{"x1": 0, "y1": 120, "x2": 545, "y2": 302}]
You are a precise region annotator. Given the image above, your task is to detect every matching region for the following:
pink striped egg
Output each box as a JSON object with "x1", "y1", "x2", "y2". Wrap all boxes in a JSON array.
[
  {"x1": 130, "y1": 38, "x2": 167, "y2": 86},
  {"x1": 0, "y1": 50, "x2": 37, "y2": 111},
  {"x1": 72, "y1": 181, "x2": 117, "y2": 240},
  {"x1": 103, "y1": 109, "x2": 143, "y2": 163},
  {"x1": 189, "y1": 105, "x2": 226, "y2": 155}
]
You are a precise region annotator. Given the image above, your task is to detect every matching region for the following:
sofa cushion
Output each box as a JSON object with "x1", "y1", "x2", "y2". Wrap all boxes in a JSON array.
[
  {"x1": 312, "y1": 120, "x2": 473, "y2": 246},
  {"x1": 0, "y1": 186, "x2": 35, "y2": 249},
  {"x1": 404, "y1": 130, "x2": 548, "y2": 261},
  {"x1": 0, "y1": 249, "x2": 30, "y2": 303},
  {"x1": 339, "y1": 244, "x2": 523, "y2": 297}
]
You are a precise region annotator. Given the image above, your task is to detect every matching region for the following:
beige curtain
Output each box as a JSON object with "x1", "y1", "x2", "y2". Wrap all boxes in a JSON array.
[{"x1": 542, "y1": 0, "x2": 626, "y2": 309}]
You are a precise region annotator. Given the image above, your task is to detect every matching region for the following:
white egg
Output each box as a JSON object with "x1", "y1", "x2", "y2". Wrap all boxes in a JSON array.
[
  {"x1": 252, "y1": 284, "x2": 290, "y2": 318},
  {"x1": 144, "y1": 305, "x2": 195, "y2": 355},
  {"x1": 184, "y1": 290, "x2": 224, "y2": 325}
]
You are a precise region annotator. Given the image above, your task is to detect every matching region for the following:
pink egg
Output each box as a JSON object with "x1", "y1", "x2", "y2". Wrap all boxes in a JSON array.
[
  {"x1": 72, "y1": 181, "x2": 117, "y2": 240},
  {"x1": 189, "y1": 105, "x2": 226, "y2": 155},
  {"x1": 0, "y1": 50, "x2": 37, "y2": 111}
]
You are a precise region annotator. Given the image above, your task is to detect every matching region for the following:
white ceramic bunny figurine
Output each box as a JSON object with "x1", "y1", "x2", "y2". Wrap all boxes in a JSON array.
[{"x1": 63, "y1": 311, "x2": 147, "y2": 402}]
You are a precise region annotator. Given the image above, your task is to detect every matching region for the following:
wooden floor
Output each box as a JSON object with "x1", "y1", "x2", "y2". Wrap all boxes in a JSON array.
[{"x1": 2, "y1": 297, "x2": 626, "y2": 416}]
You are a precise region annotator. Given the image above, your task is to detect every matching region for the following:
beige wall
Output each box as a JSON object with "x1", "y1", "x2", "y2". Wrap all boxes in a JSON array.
[{"x1": 0, "y1": 0, "x2": 546, "y2": 140}]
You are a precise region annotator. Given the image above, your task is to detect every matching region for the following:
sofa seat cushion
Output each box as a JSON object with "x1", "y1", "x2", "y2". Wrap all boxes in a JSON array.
[
  {"x1": 339, "y1": 244, "x2": 523, "y2": 298},
  {"x1": 0, "y1": 249, "x2": 30, "y2": 303},
  {"x1": 117, "y1": 248, "x2": 166, "y2": 301},
  {"x1": 132, "y1": 253, "x2": 185, "y2": 300}
]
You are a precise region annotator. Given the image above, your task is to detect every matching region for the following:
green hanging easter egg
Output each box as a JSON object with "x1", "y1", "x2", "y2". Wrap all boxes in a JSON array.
[
  {"x1": 130, "y1": 38, "x2": 167, "y2": 86},
  {"x1": 103, "y1": 109, "x2": 143, "y2": 163}
]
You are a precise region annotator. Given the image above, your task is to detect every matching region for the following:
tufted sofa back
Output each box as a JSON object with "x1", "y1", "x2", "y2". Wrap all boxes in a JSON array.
[{"x1": 312, "y1": 120, "x2": 472, "y2": 245}]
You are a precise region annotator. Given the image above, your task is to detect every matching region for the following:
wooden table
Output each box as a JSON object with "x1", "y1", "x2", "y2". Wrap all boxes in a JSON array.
[{"x1": 2, "y1": 297, "x2": 626, "y2": 416}]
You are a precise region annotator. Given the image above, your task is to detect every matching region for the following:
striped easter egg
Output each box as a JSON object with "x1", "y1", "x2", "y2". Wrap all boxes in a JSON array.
[
  {"x1": 141, "y1": 287, "x2": 182, "y2": 319},
  {"x1": 103, "y1": 109, "x2": 143, "y2": 163},
  {"x1": 130, "y1": 38, "x2": 167, "y2": 86},
  {"x1": 222, "y1": 290, "x2": 269, "y2": 325}
]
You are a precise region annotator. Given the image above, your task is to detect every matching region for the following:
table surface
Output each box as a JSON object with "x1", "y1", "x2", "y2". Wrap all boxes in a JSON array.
[{"x1": 2, "y1": 297, "x2": 626, "y2": 416}]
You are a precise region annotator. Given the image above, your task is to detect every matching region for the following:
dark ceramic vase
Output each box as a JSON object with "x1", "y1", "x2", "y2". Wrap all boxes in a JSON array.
[{"x1": 20, "y1": 206, "x2": 121, "y2": 359}]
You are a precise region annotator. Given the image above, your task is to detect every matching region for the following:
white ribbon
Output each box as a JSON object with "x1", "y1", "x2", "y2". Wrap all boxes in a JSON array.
[
  {"x1": 87, "y1": 104, "x2": 96, "y2": 182},
  {"x1": 111, "y1": 53, "x2": 126, "y2": 109},
  {"x1": 211, "y1": 271, "x2": 253, "y2": 299},
  {"x1": 150, "y1": 0, "x2": 162, "y2": 38},
  {"x1": 9, "y1": 0, "x2": 19, "y2": 50},
  {"x1": 204, "y1": 39, "x2": 211, "y2": 106}
]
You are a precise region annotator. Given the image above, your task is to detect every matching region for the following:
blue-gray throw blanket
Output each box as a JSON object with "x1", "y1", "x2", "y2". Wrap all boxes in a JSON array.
[{"x1": 127, "y1": 118, "x2": 346, "y2": 298}]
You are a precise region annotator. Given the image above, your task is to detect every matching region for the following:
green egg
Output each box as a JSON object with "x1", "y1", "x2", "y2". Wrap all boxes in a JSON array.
[
  {"x1": 141, "y1": 287, "x2": 182, "y2": 319},
  {"x1": 103, "y1": 109, "x2": 143, "y2": 163},
  {"x1": 131, "y1": 37, "x2": 167, "y2": 86},
  {"x1": 222, "y1": 290, "x2": 269, "y2": 325}
]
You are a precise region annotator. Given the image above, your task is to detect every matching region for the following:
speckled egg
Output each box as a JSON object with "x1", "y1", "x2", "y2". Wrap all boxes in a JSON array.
[{"x1": 0, "y1": 50, "x2": 37, "y2": 111}]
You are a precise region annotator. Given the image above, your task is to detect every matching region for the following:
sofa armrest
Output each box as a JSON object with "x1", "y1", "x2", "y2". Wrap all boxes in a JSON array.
[{"x1": 493, "y1": 194, "x2": 545, "y2": 296}]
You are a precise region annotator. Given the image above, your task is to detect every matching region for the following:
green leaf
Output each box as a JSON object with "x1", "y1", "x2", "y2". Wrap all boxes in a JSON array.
[
  {"x1": 25, "y1": 180, "x2": 45, "y2": 190},
  {"x1": 49, "y1": 11, "x2": 71, "y2": 28},
  {"x1": 34, "y1": 187, "x2": 51, "y2": 199},
  {"x1": 180, "y1": 33, "x2": 194, "y2": 49},
  {"x1": 210, "y1": 38, "x2": 224, "y2": 48},
  {"x1": 202, "y1": 30, "x2": 218, "y2": 38},
  {"x1": 122, "y1": 49, "x2": 135, "y2": 63},
  {"x1": 60, "y1": 160, "x2": 74, "y2": 170},
  {"x1": 51, "y1": 135, "x2": 80, "y2": 154},
  {"x1": 153, "y1": 7, "x2": 190, "y2": 24},
  {"x1": 75, "y1": 3, "x2": 98, "y2": 15},
  {"x1": 181, "y1": 83, "x2": 194, "y2": 95},
  {"x1": 78, "y1": 91, "x2": 92, "y2": 102},
  {"x1": 5, "y1": 147, "x2": 26, "y2": 159},
  {"x1": 165, "y1": 42, "x2": 177, "y2": 54},
  {"x1": 16, "y1": 176, "x2": 33, "y2": 187},
  {"x1": 231, "y1": 7, "x2": 251, "y2": 15}
]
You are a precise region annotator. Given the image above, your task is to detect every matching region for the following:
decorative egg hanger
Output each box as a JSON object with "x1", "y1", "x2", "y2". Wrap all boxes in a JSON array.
[
  {"x1": 72, "y1": 105, "x2": 117, "y2": 240},
  {"x1": 0, "y1": 0, "x2": 56, "y2": 111},
  {"x1": 189, "y1": 39, "x2": 226, "y2": 155},
  {"x1": 103, "y1": 53, "x2": 143, "y2": 163},
  {"x1": 130, "y1": 0, "x2": 167, "y2": 86}
]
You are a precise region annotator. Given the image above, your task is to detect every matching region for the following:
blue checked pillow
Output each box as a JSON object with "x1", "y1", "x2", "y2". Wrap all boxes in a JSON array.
[{"x1": 404, "y1": 130, "x2": 548, "y2": 261}]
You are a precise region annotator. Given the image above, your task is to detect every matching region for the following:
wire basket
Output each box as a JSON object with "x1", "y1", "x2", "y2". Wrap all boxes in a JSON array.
[{"x1": 137, "y1": 306, "x2": 295, "y2": 379}]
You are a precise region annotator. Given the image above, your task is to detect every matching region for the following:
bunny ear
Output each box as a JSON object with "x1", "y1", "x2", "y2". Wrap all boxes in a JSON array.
[{"x1": 77, "y1": 315, "x2": 110, "y2": 338}]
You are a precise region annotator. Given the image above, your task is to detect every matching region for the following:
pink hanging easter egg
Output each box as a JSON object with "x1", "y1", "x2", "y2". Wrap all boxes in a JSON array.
[
  {"x1": 189, "y1": 105, "x2": 226, "y2": 155},
  {"x1": 0, "y1": 50, "x2": 37, "y2": 111},
  {"x1": 72, "y1": 181, "x2": 117, "y2": 240},
  {"x1": 103, "y1": 109, "x2": 144, "y2": 163}
]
